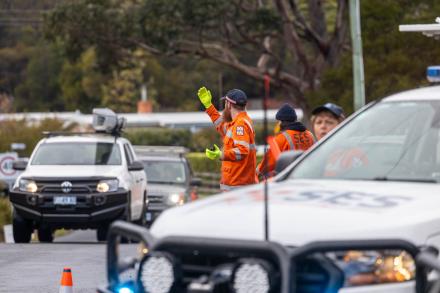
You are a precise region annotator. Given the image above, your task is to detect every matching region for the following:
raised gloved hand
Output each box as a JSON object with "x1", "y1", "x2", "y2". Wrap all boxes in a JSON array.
[
  {"x1": 205, "y1": 144, "x2": 221, "y2": 160},
  {"x1": 197, "y1": 86, "x2": 212, "y2": 109}
]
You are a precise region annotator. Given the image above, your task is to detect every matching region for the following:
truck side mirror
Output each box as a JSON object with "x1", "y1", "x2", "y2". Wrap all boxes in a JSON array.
[
  {"x1": 275, "y1": 150, "x2": 304, "y2": 174},
  {"x1": 128, "y1": 161, "x2": 144, "y2": 171},
  {"x1": 12, "y1": 160, "x2": 27, "y2": 171},
  {"x1": 190, "y1": 177, "x2": 202, "y2": 187}
]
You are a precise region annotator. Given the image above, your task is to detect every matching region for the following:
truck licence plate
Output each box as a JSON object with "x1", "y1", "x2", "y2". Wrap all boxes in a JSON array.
[{"x1": 54, "y1": 196, "x2": 77, "y2": 205}]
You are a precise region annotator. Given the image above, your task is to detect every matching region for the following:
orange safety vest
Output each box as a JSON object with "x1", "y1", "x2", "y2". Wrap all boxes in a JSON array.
[
  {"x1": 206, "y1": 105, "x2": 257, "y2": 189},
  {"x1": 257, "y1": 129, "x2": 315, "y2": 177}
]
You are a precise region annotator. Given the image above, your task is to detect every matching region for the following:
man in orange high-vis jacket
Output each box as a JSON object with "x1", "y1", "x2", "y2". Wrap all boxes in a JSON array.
[
  {"x1": 198, "y1": 86, "x2": 257, "y2": 191},
  {"x1": 257, "y1": 103, "x2": 315, "y2": 179}
]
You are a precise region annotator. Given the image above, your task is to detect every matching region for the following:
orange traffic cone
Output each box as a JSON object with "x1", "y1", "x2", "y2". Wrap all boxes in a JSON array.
[{"x1": 59, "y1": 267, "x2": 73, "y2": 293}]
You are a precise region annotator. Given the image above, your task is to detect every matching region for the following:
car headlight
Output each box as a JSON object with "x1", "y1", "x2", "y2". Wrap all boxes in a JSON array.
[
  {"x1": 137, "y1": 251, "x2": 180, "y2": 293},
  {"x1": 19, "y1": 179, "x2": 38, "y2": 193},
  {"x1": 332, "y1": 250, "x2": 415, "y2": 286},
  {"x1": 96, "y1": 179, "x2": 118, "y2": 193},
  {"x1": 166, "y1": 193, "x2": 184, "y2": 206},
  {"x1": 231, "y1": 258, "x2": 276, "y2": 293}
]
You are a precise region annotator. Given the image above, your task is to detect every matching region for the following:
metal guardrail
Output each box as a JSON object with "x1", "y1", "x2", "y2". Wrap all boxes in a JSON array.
[{"x1": 194, "y1": 172, "x2": 221, "y2": 195}]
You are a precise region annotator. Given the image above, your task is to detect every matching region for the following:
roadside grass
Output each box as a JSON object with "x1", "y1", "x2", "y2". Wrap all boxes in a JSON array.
[{"x1": 0, "y1": 197, "x2": 12, "y2": 242}]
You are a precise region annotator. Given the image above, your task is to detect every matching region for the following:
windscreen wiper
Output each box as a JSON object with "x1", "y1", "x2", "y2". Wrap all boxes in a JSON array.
[{"x1": 373, "y1": 176, "x2": 437, "y2": 183}]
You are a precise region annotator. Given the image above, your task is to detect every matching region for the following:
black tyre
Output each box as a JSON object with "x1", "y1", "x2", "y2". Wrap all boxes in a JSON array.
[
  {"x1": 12, "y1": 211, "x2": 32, "y2": 243},
  {"x1": 37, "y1": 227, "x2": 53, "y2": 243},
  {"x1": 97, "y1": 225, "x2": 109, "y2": 242},
  {"x1": 134, "y1": 193, "x2": 147, "y2": 227}
]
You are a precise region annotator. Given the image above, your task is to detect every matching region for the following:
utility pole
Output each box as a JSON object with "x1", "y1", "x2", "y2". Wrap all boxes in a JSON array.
[{"x1": 349, "y1": 0, "x2": 365, "y2": 111}]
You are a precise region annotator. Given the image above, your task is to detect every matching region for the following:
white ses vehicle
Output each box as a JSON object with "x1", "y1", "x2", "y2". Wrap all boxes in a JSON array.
[
  {"x1": 9, "y1": 109, "x2": 147, "y2": 243},
  {"x1": 146, "y1": 86, "x2": 440, "y2": 293}
]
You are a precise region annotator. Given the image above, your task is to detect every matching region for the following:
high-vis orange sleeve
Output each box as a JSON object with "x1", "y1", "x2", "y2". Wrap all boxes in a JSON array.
[{"x1": 205, "y1": 105, "x2": 228, "y2": 137}]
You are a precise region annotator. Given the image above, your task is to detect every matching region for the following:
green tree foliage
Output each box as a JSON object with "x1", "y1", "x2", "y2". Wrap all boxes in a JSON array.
[
  {"x1": 14, "y1": 43, "x2": 64, "y2": 111},
  {"x1": 59, "y1": 48, "x2": 103, "y2": 112},
  {"x1": 45, "y1": 0, "x2": 349, "y2": 116},
  {"x1": 3, "y1": 0, "x2": 440, "y2": 118},
  {"x1": 0, "y1": 119, "x2": 67, "y2": 156},
  {"x1": 307, "y1": 0, "x2": 440, "y2": 115},
  {"x1": 0, "y1": 1, "x2": 68, "y2": 112},
  {"x1": 102, "y1": 68, "x2": 144, "y2": 112}
]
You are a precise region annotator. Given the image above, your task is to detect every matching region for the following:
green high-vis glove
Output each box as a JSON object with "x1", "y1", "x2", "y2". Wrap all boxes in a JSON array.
[
  {"x1": 197, "y1": 86, "x2": 212, "y2": 109},
  {"x1": 205, "y1": 144, "x2": 221, "y2": 160}
]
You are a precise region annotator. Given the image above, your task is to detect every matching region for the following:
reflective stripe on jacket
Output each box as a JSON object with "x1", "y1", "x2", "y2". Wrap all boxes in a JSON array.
[
  {"x1": 257, "y1": 129, "x2": 315, "y2": 177},
  {"x1": 206, "y1": 105, "x2": 257, "y2": 186}
]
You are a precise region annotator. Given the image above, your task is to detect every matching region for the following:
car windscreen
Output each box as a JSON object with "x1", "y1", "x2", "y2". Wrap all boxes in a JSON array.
[
  {"x1": 290, "y1": 100, "x2": 440, "y2": 183},
  {"x1": 142, "y1": 161, "x2": 186, "y2": 184},
  {"x1": 31, "y1": 142, "x2": 122, "y2": 165}
]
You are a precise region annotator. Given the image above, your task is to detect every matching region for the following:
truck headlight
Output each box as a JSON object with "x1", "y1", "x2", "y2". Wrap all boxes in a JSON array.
[
  {"x1": 138, "y1": 251, "x2": 180, "y2": 293},
  {"x1": 231, "y1": 258, "x2": 275, "y2": 293},
  {"x1": 333, "y1": 250, "x2": 415, "y2": 286},
  {"x1": 166, "y1": 193, "x2": 184, "y2": 206},
  {"x1": 19, "y1": 179, "x2": 37, "y2": 193},
  {"x1": 96, "y1": 179, "x2": 118, "y2": 193}
]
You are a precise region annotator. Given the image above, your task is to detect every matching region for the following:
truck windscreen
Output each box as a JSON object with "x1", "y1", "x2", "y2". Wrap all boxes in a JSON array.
[{"x1": 31, "y1": 142, "x2": 122, "y2": 165}]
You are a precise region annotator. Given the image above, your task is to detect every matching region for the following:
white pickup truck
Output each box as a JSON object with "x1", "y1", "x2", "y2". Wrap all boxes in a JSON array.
[{"x1": 9, "y1": 109, "x2": 147, "y2": 243}]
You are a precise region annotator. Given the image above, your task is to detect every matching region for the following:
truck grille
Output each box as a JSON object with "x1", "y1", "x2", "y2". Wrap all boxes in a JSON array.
[
  {"x1": 147, "y1": 190, "x2": 168, "y2": 211},
  {"x1": 147, "y1": 194, "x2": 163, "y2": 204},
  {"x1": 35, "y1": 179, "x2": 100, "y2": 194}
]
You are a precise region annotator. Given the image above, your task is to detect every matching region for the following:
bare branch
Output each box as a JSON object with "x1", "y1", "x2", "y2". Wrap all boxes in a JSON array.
[
  {"x1": 327, "y1": 0, "x2": 348, "y2": 66},
  {"x1": 130, "y1": 40, "x2": 161, "y2": 55},
  {"x1": 308, "y1": 0, "x2": 327, "y2": 38},
  {"x1": 273, "y1": 0, "x2": 312, "y2": 80},
  {"x1": 172, "y1": 39, "x2": 307, "y2": 90},
  {"x1": 257, "y1": 36, "x2": 272, "y2": 71},
  {"x1": 288, "y1": 0, "x2": 328, "y2": 54}
]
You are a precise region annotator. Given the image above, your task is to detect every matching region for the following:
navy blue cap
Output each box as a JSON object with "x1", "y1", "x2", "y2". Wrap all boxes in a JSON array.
[
  {"x1": 275, "y1": 103, "x2": 297, "y2": 122},
  {"x1": 222, "y1": 89, "x2": 247, "y2": 106},
  {"x1": 312, "y1": 103, "x2": 344, "y2": 119}
]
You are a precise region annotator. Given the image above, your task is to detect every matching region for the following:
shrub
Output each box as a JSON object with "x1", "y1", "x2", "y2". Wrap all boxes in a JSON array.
[
  {"x1": 0, "y1": 118, "x2": 68, "y2": 156},
  {"x1": 189, "y1": 128, "x2": 221, "y2": 152},
  {"x1": 186, "y1": 152, "x2": 221, "y2": 173},
  {"x1": 0, "y1": 198, "x2": 12, "y2": 242},
  {"x1": 124, "y1": 128, "x2": 192, "y2": 147}
]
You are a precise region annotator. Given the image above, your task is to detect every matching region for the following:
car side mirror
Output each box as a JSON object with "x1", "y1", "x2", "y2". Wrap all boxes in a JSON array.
[
  {"x1": 275, "y1": 150, "x2": 304, "y2": 174},
  {"x1": 12, "y1": 160, "x2": 27, "y2": 171},
  {"x1": 128, "y1": 161, "x2": 144, "y2": 171},
  {"x1": 190, "y1": 177, "x2": 202, "y2": 187}
]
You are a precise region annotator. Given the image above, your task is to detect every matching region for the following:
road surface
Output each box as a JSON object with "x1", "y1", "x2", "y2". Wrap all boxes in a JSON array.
[{"x1": 0, "y1": 230, "x2": 137, "y2": 293}]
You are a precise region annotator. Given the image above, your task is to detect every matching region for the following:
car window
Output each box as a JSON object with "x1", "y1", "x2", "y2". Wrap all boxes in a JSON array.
[
  {"x1": 124, "y1": 144, "x2": 135, "y2": 165},
  {"x1": 32, "y1": 142, "x2": 122, "y2": 165},
  {"x1": 290, "y1": 100, "x2": 440, "y2": 182},
  {"x1": 142, "y1": 161, "x2": 186, "y2": 184}
]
